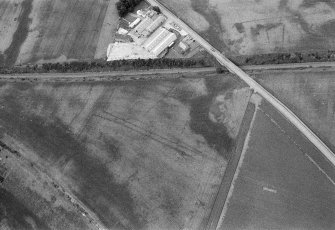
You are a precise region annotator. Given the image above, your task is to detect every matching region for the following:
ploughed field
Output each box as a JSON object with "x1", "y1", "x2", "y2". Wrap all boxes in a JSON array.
[
  {"x1": 218, "y1": 99, "x2": 335, "y2": 230},
  {"x1": 0, "y1": 0, "x2": 118, "y2": 67},
  {"x1": 0, "y1": 75, "x2": 251, "y2": 230},
  {"x1": 256, "y1": 70, "x2": 335, "y2": 153},
  {"x1": 159, "y1": 0, "x2": 335, "y2": 56}
]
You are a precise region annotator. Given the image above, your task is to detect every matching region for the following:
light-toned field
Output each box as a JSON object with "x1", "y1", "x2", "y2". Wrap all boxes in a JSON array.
[
  {"x1": 219, "y1": 100, "x2": 335, "y2": 229},
  {"x1": 0, "y1": 75, "x2": 250, "y2": 229},
  {"x1": 256, "y1": 70, "x2": 335, "y2": 151},
  {"x1": 0, "y1": 0, "x2": 119, "y2": 67},
  {"x1": 160, "y1": 0, "x2": 335, "y2": 56}
]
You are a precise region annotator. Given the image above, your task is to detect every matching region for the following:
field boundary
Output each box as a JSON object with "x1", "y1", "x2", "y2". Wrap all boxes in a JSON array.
[
  {"x1": 204, "y1": 101, "x2": 256, "y2": 230},
  {"x1": 0, "y1": 67, "x2": 216, "y2": 83}
]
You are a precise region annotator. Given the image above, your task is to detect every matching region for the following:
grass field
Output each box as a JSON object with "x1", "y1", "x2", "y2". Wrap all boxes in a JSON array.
[
  {"x1": 256, "y1": 70, "x2": 335, "y2": 152},
  {"x1": 0, "y1": 0, "x2": 118, "y2": 67},
  {"x1": 0, "y1": 75, "x2": 250, "y2": 229},
  {"x1": 159, "y1": 0, "x2": 335, "y2": 56},
  {"x1": 218, "y1": 100, "x2": 335, "y2": 230}
]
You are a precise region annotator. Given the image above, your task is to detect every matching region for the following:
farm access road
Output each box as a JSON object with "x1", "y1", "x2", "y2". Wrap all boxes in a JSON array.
[
  {"x1": 0, "y1": 67, "x2": 216, "y2": 82},
  {"x1": 242, "y1": 61, "x2": 335, "y2": 73},
  {"x1": 147, "y1": 0, "x2": 335, "y2": 229}
]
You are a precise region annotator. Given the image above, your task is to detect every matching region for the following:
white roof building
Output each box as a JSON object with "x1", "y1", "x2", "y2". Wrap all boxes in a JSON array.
[
  {"x1": 151, "y1": 33, "x2": 177, "y2": 56},
  {"x1": 145, "y1": 15, "x2": 166, "y2": 34},
  {"x1": 137, "y1": 10, "x2": 146, "y2": 17},
  {"x1": 129, "y1": 18, "x2": 141, "y2": 28},
  {"x1": 143, "y1": 28, "x2": 170, "y2": 51},
  {"x1": 117, "y1": 28, "x2": 128, "y2": 35},
  {"x1": 134, "y1": 17, "x2": 153, "y2": 35},
  {"x1": 143, "y1": 28, "x2": 177, "y2": 56},
  {"x1": 178, "y1": 42, "x2": 189, "y2": 52}
]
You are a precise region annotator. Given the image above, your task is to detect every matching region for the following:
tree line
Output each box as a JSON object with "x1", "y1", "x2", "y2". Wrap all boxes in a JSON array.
[
  {"x1": 234, "y1": 50, "x2": 335, "y2": 66},
  {"x1": 0, "y1": 58, "x2": 214, "y2": 75},
  {"x1": 116, "y1": 0, "x2": 143, "y2": 17}
]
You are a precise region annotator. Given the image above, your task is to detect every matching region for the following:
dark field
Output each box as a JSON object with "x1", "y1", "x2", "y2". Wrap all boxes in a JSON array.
[
  {"x1": 0, "y1": 139, "x2": 92, "y2": 230},
  {"x1": 0, "y1": 0, "x2": 118, "y2": 67},
  {"x1": 0, "y1": 75, "x2": 250, "y2": 229},
  {"x1": 218, "y1": 100, "x2": 335, "y2": 230},
  {"x1": 0, "y1": 188, "x2": 49, "y2": 230}
]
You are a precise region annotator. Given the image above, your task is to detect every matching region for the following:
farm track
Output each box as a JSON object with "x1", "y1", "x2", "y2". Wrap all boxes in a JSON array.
[{"x1": 0, "y1": 67, "x2": 217, "y2": 82}]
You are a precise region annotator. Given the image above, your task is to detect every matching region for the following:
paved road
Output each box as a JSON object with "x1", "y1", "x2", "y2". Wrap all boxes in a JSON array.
[
  {"x1": 147, "y1": 0, "x2": 335, "y2": 229},
  {"x1": 0, "y1": 67, "x2": 216, "y2": 82}
]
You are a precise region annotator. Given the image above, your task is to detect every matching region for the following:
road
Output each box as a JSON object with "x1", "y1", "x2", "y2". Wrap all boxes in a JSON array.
[
  {"x1": 0, "y1": 67, "x2": 216, "y2": 82},
  {"x1": 146, "y1": 0, "x2": 335, "y2": 229}
]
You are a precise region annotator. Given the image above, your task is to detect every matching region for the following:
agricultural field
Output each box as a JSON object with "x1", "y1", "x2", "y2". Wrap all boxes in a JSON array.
[
  {"x1": 0, "y1": 0, "x2": 118, "y2": 67},
  {"x1": 218, "y1": 100, "x2": 335, "y2": 230},
  {"x1": 256, "y1": 69, "x2": 335, "y2": 152},
  {"x1": 0, "y1": 144, "x2": 93, "y2": 230},
  {"x1": 159, "y1": 0, "x2": 335, "y2": 56},
  {"x1": 0, "y1": 75, "x2": 251, "y2": 229}
]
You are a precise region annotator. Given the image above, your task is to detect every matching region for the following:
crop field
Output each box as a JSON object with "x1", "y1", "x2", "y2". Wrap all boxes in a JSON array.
[
  {"x1": 159, "y1": 0, "x2": 335, "y2": 56},
  {"x1": 256, "y1": 70, "x2": 335, "y2": 152},
  {"x1": 0, "y1": 75, "x2": 251, "y2": 229},
  {"x1": 0, "y1": 0, "x2": 118, "y2": 67},
  {"x1": 218, "y1": 100, "x2": 335, "y2": 230}
]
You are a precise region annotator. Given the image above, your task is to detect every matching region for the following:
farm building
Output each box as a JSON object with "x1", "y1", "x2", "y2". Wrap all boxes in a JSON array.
[
  {"x1": 143, "y1": 15, "x2": 166, "y2": 36},
  {"x1": 143, "y1": 28, "x2": 170, "y2": 51},
  {"x1": 178, "y1": 42, "x2": 189, "y2": 52},
  {"x1": 143, "y1": 28, "x2": 177, "y2": 56},
  {"x1": 151, "y1": 33, "x2": 176, "y2": 56},
  {"x1": 134, "y1": 17, "x2": 154, "y2": 35},
  {"x1": 129, "y1": 18, "x2": 141, "y2": 28},
  {"x1": 137, "y1": 10, "x2": 146, "y2": 17}
]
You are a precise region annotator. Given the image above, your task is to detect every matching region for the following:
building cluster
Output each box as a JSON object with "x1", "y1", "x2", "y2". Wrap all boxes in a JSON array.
[
  {"x1": 131, "y1": 10, "x2": 177, "y2": 57},
  {"x1": 109, "y1": 6, "x2": 198, "y2": 60}
]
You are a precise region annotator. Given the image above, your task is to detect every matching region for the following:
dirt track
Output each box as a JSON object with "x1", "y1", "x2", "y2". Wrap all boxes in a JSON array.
[{"x1": 0, "y1": 67, "x2": 217, "y2": 82}]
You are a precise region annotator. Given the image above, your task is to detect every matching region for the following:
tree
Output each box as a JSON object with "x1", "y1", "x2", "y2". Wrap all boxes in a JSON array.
[
  {"x1": 116, "y1": 0, "x2": 143, "y2": 17},
  {"x1": 152, "y1": 6, "x2": 161, "y2": 14}
]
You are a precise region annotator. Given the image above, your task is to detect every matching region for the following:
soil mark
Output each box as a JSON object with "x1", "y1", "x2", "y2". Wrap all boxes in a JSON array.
[
  {"x1": 190, "y1": 0, "x2": 228, "y2": 52},
  {"x1": 185, "y1": 77, "x2": 234, "y2": 160},
  {"x1": 3, "y1": 0, "x2": 33, "y2": 67}
]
